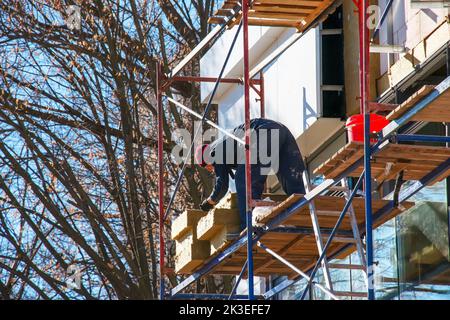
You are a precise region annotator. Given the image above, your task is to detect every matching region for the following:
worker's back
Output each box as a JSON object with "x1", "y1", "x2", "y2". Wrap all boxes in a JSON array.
[
  {"x1": 206, "y1": 118, "x2": 293, "y2": 169},
  {"x1": 204, "y1": 118, "x2": 306, "y2": 230}
]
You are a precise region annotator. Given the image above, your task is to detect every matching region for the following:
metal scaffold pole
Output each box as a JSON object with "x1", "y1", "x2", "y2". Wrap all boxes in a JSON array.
[
  {"x1": 260, "y1": 71, "x2": 265, "y2": 118},
  {"x1": 359, "y1": 0, "x2": 375, "y2": 300},
  {"x1": 242, "y1": 0, "x2": 254, "y2": 301},
  {"x1": 156, "y1": 61, "x2": 165, "y2": 300}
]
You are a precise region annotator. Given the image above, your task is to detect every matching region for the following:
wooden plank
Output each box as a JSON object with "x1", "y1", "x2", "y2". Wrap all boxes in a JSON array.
[
  {"x1": 254, "y1": 194, "x2": 303, "y2": 224},
  {"x1": 296, "y1": 0, "x2": 336, "y2": 32},
  {"x1": 314, "y1": 141, "x2": 360, "y2": 175},
  {"x1": 255, "y1": 194, "x2": 414, "y2": 227},
  {"x1": 427, "y1": 168, "x2": 450, "y2": 185},
  {"x1": 324, "y1": 148, "x2": 364, "y2": 179},
  {"x1": 374, "y1": 162, "x2": 409, "y2": 183},
  {"x1": 216, "y1": 8, "x2": 236, "y2": 17},
  {"x1": 248, "y1": 18, "x2": 301, "y2": 28},
  {"x1": 381, "y1": 144, "x2": 450, "y2": 158},
  {"x1": 255, "y1": 235, "x2": 307, "y2": 272},
  {"x1": 208, "y1": 16, "x2": 226, "y2": 24}
]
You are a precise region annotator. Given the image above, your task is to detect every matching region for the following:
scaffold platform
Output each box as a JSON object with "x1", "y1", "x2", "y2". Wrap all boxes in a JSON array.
[
  {"x1": 314, "y1": 142, "x2": 450, "y2": 183},
  {"x1": 183, "y1": 195, "x2": 414, "y2": 278}
]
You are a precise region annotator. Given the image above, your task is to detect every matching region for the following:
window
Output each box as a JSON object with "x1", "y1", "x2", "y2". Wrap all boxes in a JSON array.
[{"x1": 320, "y1": 5, "x2": 346, "y2": 119}]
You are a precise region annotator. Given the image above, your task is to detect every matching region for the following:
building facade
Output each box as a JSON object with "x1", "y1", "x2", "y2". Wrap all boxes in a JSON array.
[{"x1": 200, "y1": 0, "x2": 450, "y2": 299}]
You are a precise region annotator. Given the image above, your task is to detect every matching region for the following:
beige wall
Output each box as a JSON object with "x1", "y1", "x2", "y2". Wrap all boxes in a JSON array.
[{"x1": 376, "y1": 0, "x2": 449, "y2": 93}]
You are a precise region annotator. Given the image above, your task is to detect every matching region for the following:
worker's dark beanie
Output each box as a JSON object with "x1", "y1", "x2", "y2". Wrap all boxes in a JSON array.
[{"x1": 194, "y1": 144, "x2": 209, "y2": 167}]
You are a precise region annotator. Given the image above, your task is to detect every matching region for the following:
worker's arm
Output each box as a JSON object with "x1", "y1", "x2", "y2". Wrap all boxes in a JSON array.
[{"x1": 208, "y1": 163, "x2": 230, "y2": 204}]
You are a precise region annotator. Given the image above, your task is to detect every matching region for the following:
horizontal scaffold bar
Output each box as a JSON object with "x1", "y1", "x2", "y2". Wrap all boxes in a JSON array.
[{"x1": 394, "y1": 134, "x2": 450, "y2": 144}]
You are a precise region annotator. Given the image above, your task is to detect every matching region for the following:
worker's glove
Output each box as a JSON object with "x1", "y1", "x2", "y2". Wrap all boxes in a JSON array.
[{"x1": 200, "y1": 200, "x2": 214, "y2": 212}]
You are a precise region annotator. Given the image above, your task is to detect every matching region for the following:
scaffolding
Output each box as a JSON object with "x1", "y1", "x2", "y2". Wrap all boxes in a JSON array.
[{"x1": 155, "y1": 0, "x2": 450, "y2": 300}]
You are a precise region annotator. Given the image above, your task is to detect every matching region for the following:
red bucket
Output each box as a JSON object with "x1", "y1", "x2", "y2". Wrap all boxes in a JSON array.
[{"x1": 345, "y1": 114, "x2": 390, "y2": 143}]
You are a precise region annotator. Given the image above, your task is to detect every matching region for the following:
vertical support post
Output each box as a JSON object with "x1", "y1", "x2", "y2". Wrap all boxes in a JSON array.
[
  {"x1": 242, "y1": 0, "x2": 254, "y2": 301},
  {"x1": 446, "y1": 124, "x2": 450, "y2": 261},
  {"x1": 260, "y1": 71, "x2": 265, "y2": 118},
  {"x1": 156, "y1": 61, "x2": 165, "y2": 300},
  {"x1": 359, "y1": 0, "x2": 375, "y2": 300},
  {"x1": 303, "y1": 172, "x2": 334, "y2": 291},
  {"x1": 446, "y1": 45, "x2": 450, "y2": 252}
]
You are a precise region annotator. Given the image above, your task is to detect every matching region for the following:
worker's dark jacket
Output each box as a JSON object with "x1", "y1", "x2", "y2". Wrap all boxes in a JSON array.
[{"x1": 206, "y1": 118, "x2": 306, "y2": 230}]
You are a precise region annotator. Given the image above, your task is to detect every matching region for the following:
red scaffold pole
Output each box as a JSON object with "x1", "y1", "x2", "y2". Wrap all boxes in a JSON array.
[{"x1": 358, "y1": 0, "x2": 375, "y2": 300}]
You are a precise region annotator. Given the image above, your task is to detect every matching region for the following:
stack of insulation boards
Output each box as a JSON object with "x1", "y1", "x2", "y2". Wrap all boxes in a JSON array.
[
  {"x1": 171, "y1": 209, "x2": 209, "y2": 274},
  {"x1": 172, "y1": 193, "x2": 241, "y2": 274}
]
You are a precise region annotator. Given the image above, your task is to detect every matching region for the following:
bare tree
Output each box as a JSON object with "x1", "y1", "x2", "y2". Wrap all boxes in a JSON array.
[{"x1": 0, "y1": 0, "x2": 224, "y2": 300}]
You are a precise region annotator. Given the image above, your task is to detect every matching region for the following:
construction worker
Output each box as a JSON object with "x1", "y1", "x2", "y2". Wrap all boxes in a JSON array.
[{"x1": 195, "y1": 118, "x2": 306, "y2": 231}]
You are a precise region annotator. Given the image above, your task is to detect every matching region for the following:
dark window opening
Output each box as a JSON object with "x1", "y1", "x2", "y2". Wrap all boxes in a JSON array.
[{"x1": 321, "y1": 5, "x2": 346, "y2": 119}]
